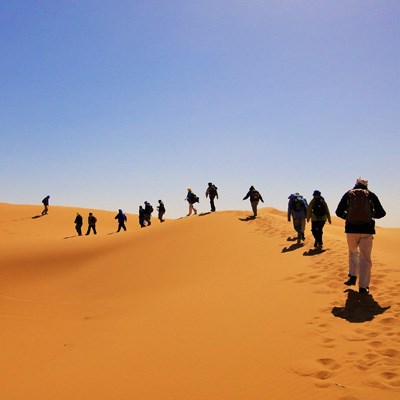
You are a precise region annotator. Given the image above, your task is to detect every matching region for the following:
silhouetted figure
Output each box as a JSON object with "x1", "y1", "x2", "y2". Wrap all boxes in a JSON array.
[
  {"x1": 41, "y1": 195, "x2": 50, "y2": 215},
  {"x1": 185, "y1": 188, "x2": 198, "y2": 216},
  {"x1": 86, "y1": 212, "x2": 97, "y2": 235},
  {"x1": 74, "y1": 212, "x2": 83, "y2": 236},
  {"x1": 115, "y1": 209, "x2": 127, "y2": 232},
  {"x1": 306, "y1": 190, "x2": 331, "y2": 249},
  {"x1": 143, "y1": 201, "x2": 153, "y2": 226},
  {"x1": 243, "y1": 186, "x2": 264, "y2": 217},
  {"x1": 205, "y1": 182, "x2": 218, "y2": 212},
  {"x1": 139, "y1": 206, "x2": 146, "y2": 228},
  {"x1": 288, "y1": 192, "x2": 308, "y2": 243},
  {"x1": 336, "y1": 178, "x2": 386, "y2": 294},
  {"x1": 157, "y1": 200, "x2": 166, "y2": 222}
]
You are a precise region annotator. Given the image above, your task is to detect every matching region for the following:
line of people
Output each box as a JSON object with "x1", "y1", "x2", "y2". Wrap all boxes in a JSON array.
[{"x1": 40, "y1": 178, "x2": 386, "y2": 295}]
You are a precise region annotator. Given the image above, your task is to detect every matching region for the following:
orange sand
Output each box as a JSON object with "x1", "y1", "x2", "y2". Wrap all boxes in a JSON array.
[{"x1": 0, "y1": 203, "x2": 399, "y2": 400}]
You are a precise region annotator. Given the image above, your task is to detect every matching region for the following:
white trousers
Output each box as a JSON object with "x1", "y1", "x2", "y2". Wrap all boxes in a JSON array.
[{"x1": 346, "y1": 233, "x2": 374, "y2": 289}]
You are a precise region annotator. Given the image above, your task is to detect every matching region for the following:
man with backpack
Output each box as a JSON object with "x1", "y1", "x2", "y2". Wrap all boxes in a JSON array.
[
  {"x1": 115, "y1": 209, "x2": 127, "y2": 232},
  {"x1": 307, "y1": 190, "x2": 331, "y2": 249},
  {"x1": 335, "y1": 178, "x2": 386, "y2": 294},
  {"x1": 243, "y1": 186, "x2": 264, "y2": 217},
  {"x1": 85, "y1": 212, "x2": 97, "y2": 235},
  {"x1": 157, "y1": 200, "x2": 166, "y2": 223},
  {"x1": 288, "y1": 192, "x2": 308, "y2": 243},
  {"x1": 143, "y1": 201, "x2": 154, "y2": 226},
  {"x1": 41, "y1": 195, "x2": 50, "y2": 215},
  {"x1": 185, "y1": 188, "x2": 199, "y2": 216},
  {"x1": 205, "y1": 182, "x2": 219, "y2": 212}
]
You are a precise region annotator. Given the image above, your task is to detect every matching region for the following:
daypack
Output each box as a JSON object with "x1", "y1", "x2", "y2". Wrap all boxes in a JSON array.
[
  {"x1": 208, "y1": 185, "x2": 218, "y2": 197},
  {"x1": 313, "y1": 197, "x2": 327, "y2": 217},
  {"x1": 292, "y1": 196, "x2": 305, "y2": 212},
  {"x1": 346, "y1": 189, "x2": 371, "y2": 224},
  {"x1": 250, "y1": 190, "x2": 260, "y2": 202},
  {"x1": 145, "y1": 204, "x2": 154, "y2": 214}
]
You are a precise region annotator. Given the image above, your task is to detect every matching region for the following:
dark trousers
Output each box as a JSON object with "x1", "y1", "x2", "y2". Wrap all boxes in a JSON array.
[
  {"x1": 117, "y1": 223, "x2": 126, "y2": 232},
  {"x1": 86, "y1": 225, "x2": 97, "y2": 235},
  {"x1": 209, "y1": 196, "x2": 216, "y2": 212},
  {"x1": 311, "y1": 220, "x2": 326, "y2": 246},
  {"x1": 75, "y1": 224, "x2": 82, "y2": 236}
]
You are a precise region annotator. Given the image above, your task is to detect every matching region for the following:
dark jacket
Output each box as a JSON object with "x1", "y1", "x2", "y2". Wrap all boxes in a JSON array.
[
  {"x1": 288, "y1": 194, "x2": 308, "y2": 220},
  {"x1": 74, "y1": 214, "x2": 83, "y2": 225},
  {"x1": 115, "y1": 211, "x2": 127, "y2": 223},
  {"x1": 243, "y1": 188, "x2": 264, "y2": 203},
  {"x1": 335, "y1": 183, "x2": 386, "y2": 234}
]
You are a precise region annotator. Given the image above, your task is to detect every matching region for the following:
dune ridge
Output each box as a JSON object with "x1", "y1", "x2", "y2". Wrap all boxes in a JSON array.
[{"x1": 0, "y1": 203, "x2": 399, "y2": 400}]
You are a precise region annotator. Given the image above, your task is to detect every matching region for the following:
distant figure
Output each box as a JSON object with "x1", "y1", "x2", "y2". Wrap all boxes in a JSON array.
[
  {"x1": 115, "y1": 209, "x2": 127, "y2": 232},
  {"x1": 41, "y1": 195, "x2": 50, "y2": 215},
  {"x1": 185, "y1": 188, "x2": 198, "y2": 216},
  {"x1": 139, "y1": 206, "x2": 146, "y2": 228},
  {"x1": 85, "y1": 212, "x2": 97, "y2": 235},
  {"x1": 243, "y1": 186, "x2": 264, "y2": 217},
  {"x1": 157, "y1": 200, "x2": 166, "y2": 222},
  {"x1": 288, "y1": 192, "x2": 308, "y2": 243},
  {"x1": 143, "y1": 201, "x2": 154, "y2": 226},
  {"x1": 205, "y1": 182, "x2": 219, "y2": 212},
  {"x1": 306, "y1": 190, "x2": 331, "y2": 249},
  {"x1": 335, "y1": 178, "x2": 386, "y2": 294},
  {"x1": 74, "y1": 212, "x2": 83, "y2": 236}
]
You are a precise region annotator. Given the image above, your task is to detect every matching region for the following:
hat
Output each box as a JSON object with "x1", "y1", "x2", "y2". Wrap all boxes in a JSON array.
[
  {"x1": 187, "y1": 188, "x2": 192, "y2": 192},
  {"x1": 356, "y1": 177, "x2": 368, "y2": 187},
  {"x1": 313, "y1": 190, "x2": 321, "y2": 196}
]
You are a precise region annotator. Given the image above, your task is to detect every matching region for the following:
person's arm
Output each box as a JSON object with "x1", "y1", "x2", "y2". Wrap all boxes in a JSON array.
[
  {"x1": 243, "y1": 191, "x2": 250, "y2": 200},
  {"x1": 259, "y1": 194, "x2": 264, "y2": 203},
  {"x1": 306, "y1": 201, "x2": 312, "y2": 222},
  {"x1": 324, "y1": 200, "x2": 332, "y2": 223},
  {"x1": 335, "y1": 192, "x2": 348, "y2": 220},
  {"x1": 370, "y1": 192, "x2": 386, "y2": 219}
]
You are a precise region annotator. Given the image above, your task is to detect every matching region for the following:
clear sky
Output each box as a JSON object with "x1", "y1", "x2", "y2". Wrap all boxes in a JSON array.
[{"x1": 1, "y1": 1, "x2": 399, "y2": 227}]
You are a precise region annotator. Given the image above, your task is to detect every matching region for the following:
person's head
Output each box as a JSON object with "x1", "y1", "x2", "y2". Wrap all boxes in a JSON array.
[
  {"x1": 187, "y1": 188, "x2": 192, "y2": 192},
  {"x1": 89, "y1": 212, "x2": 92, "y2": 216},
  {"x1": 313, "y1": 190, "x2": 321, "y2": 197},
  {"x1": 76, "y1": 212, "x2": 80, "y2": 216},
  {"x1": 355, "y1": 177, "x2": 368, "y2": 188},
  {"x1": 118, "y1": 209, "x2": 122, "y2": 212},
  {"x1": 158, "y1": 200, "x2": 163, "y2": 203},
  {"x1": 295, "y1": 192, "x2": 300, "y2": 196},
  {"x1": 208, "y1": 182, "x2": 212, "y2": 186},
  {"x1": 249, "y1": 186, "x2": 255, "y2": 191}
]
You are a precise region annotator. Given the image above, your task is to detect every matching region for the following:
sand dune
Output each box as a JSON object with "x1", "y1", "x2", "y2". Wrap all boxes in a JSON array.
[{"x1": 0, "y1": 203, "x2": 399, "y2": 400}]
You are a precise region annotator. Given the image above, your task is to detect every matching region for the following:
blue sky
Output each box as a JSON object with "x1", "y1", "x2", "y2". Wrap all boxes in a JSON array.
[{"x1": 1, "y1": 1, "x2": 399, "y2": 227}]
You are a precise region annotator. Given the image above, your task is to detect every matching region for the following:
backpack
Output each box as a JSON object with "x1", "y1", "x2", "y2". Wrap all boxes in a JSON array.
[
  {"x1": 292, "y1": 196, "x2": 305, "y2": 212},
  {"x1": 313, "y1": 197, "x2": 326, "y2": 217},
  {"x1": 250, "y1": 190, "x2": 260, "y2": 202},
  {"x1": 146, "y1": 205, "x2": 154, "y2": 214},
  {"x1": 208, "y1": 185, "x2": 218, "y2": 197},
  {"x1": 346, "y1": 189, "x2": 371, "y2": 224},
  {"x1": 194, "y1": 195, "x2": 200, "y2": 203}
]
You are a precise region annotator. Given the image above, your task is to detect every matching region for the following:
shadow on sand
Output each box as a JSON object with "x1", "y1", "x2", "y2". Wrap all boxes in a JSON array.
[
  {"x1": 239, "y1": 216, "x2": 256, "y2": 222},
  {"x1": 281, "y1": 242, "x2": 305, "y2": 253},
  {"x1": 303, "y1": 248, "x2": 327, "y2": 256},
  {"x1": 331, "y1": 289, "x2": 390, "y2": 323},
  {"x1": 286, "y1": 236, "x2": 299, "y2": 242},
  {"x1": 198, "y1": 212, "x2": 212, "y2": 217},
  {"x1": 32, "y1": 215, "x2": 45, "y2": 219}
]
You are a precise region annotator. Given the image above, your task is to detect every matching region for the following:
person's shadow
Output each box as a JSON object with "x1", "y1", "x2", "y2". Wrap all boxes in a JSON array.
[
  {"x1": 303, "y1": 248, "x2": 327, "y2": 256},
  {"x1": 281, "y1": 242, "x2": 305, "y2": 252},
  {"x1": 32, "y1": 215, "x2": 45, "y2": 219},
  {"x1": 331, "y1": 289, "x2": 390, "y2": 323},
  {"x1": 239, "y1": 216, "x2": 256, "y2": 222}
]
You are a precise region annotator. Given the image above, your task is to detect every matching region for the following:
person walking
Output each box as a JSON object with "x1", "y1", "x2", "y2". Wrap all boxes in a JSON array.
[
  {"x1": 85, "y1": 212, "x2": 97, "y2": 235},
  {"x1": 115, "y1": 209, "x2": 127, "y2": 232},
  {"x1": 143, "y1": 201, "x2": 153, "y2": 226},
  {"x1": 157, "y1": 200, "x2": 166, "y2": 222},
  {"x1": 41, "y1": 195, "x2": 50, "y2": 215},
  {"x1": 243, "y1": 186, "x2": 264, "y2": 217},
  {"x1": 335, "y1": 178, "x2": 386, "y2": 294},
  {"x1": 288, "y1": 193, "x2": 308, "y2": 242},
  {"x1": 138, "y1": 206, "x2": 146, "y2": 228},
  {"x1": 74, "y1": 212, "x2": 83, "y2": 236},
  {"x1": 205, "y1": 182, "x2": 219, "y2": 212},
  {"x1": 307, "y1": 190, "x2": 331, "y2": 249},
  {"x1": 185, "y1": 188, "x2": 198, "y2": 216}
]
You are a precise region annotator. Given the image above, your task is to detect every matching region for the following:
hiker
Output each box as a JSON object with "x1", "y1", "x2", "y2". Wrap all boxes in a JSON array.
[
  {"x1": 115, "y1": 209, "x2": 127, "y2": 232},
  {"x1": 306, "y1": 190, "x2": 331, "y2": 249},
  {"x1": 74, "y1": 212, "x2": 83, "y2": 236},
  {"x1": 288, "y1": 192, "x2": 308, "y2": 243},
  {"x1": 243, "y1": 186, "x2": 264, "y2": 217},
  {"x1": 335, "y1": 178, "x2": 386, "y2": 294},
  {"x1": 157, "y1": 200, "x2": 166, "y2": 222},
  {"x1": 205, "y1": 182, "x2": 219, "y2": 212},
  {"x1": 185, "y1": 188, "x2": 198, "y2": 216},
  {"x1": 41, "y1": 195, "x2": 50, "y2": 215},
  {"x1": 85, "y1": 212, "x2": 97, "y2": 235},
  {"x1": 138, "y1": 206, "x2": 146, "y2": 228},
  {"x1": 143, "y1": 201, "x2": 153, "y2": 226}
]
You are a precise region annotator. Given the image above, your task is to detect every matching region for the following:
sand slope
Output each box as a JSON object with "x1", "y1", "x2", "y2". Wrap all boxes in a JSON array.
[{"x1": 0, "y1": 203, "x2": 399, "y2": 400}]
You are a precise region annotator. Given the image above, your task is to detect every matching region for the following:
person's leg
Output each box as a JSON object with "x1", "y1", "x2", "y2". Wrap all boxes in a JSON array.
[
  {"x1": 210, "y1": 197, "x2": 216, "y2": 212},
  {"x1": 311, "y1": 221, "x2": 318, "y2": 246},
  {"x1": 93, "y1": 225, "x2": 97, "y2": 235},
  {"x1": 293, "y1": 218, "x2": 302, "y2": 241},
  {"x1": 251, "y1": 201, "x2": 258, "y2": 216},
  {"x1": 300, "y1": 218, "x2": 306, "y2": 240},
  {"x1": 346, "y1": 233, "x2": 361, "y2": 279},
  {"x1": 187, "y1": 203, "x2": 193, "y2": 216},
  {"x1": 358, "y1": 234, "x2": 374, "y2": 290}
]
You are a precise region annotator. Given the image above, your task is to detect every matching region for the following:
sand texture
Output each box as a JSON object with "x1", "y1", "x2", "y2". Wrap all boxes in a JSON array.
[{"x1": 0, "y1": 203, "x2": 399, "y2": 400}]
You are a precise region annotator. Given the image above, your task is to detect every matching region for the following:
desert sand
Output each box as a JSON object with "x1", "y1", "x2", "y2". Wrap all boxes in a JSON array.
[{"x1": 0, "y1": 202, "x2": 399, "y2": 400}]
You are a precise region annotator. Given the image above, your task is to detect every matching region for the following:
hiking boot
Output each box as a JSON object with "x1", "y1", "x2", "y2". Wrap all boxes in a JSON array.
[
  {"x1": 344, "y1": 275, "x2": 357, "y2": 286},
  {"x1": 359, "y1": 287, "x2": 369, "y2": 294}
]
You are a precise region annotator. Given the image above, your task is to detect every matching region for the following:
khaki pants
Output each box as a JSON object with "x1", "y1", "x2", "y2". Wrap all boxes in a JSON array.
[{"x1": 346, "y1": 233, "x2": 374, "y2": 289}]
